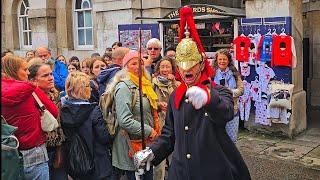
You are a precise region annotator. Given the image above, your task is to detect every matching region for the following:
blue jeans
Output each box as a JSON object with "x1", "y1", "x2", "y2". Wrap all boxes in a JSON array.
[{"x1": 24, "y1": 162, "x2": 49, "y2": 180}]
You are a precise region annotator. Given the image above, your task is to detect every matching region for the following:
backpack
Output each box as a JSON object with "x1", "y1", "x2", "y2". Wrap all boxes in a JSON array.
[
  {"x1": 1, "y1": 116, "x2": 24, "y2": 180},
  {"x1": 65, "y1": 131, "x2": 94, "y2": 178},
  {"x1": 99, "y1": 81, "x2": 138, "y2": 138}
]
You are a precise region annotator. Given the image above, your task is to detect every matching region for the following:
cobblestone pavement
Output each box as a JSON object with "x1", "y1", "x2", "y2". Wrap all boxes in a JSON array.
[{"x1": 237, "y1": 126, "x2": 320, "y2": 180}]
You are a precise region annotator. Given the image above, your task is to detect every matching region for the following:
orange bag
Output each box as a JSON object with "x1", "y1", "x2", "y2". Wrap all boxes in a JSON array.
[{"x1": 124, "y1": 108, "x2": 160, "y2": 158}]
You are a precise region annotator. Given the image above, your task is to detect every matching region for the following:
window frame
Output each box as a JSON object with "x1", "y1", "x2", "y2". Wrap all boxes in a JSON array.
[
  {"x1": 17, "y1": 0, "x2": 32, "y2": 50},
  {"x1": 73, "y1": 0, "x2": 94, "y2": 50}
]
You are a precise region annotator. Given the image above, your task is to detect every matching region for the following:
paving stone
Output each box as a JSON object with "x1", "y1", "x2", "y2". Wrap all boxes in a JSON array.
[
  {"x1": 263, "y1": 142, "x2": 314, "y2": 161},
  {"x1": 295, "y1": 134, "x2": 320, "y2": 144},
  {"x1": 306, "y1": 146, "x2": 320, "y2": 159},
  {"x1": 236, "y1": 138, "x2": 276, "y2": 154},
  {"x1": 281, "y1": 138, "x2": 320, "y2": 148},
  {"x1": 245, "y1": 132, "x2": 283, "y2": 143},
  {"x1": 305, "y1": 128, "x2": 320, "y2": 136},
  {"x1": 299, "y1": 156, "x2": 320, "y2": 170}
]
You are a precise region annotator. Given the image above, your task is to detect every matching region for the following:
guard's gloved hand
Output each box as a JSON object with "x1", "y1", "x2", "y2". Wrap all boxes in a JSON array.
[
  {"x1": 186, "y1": 86, "x2": 210, "y2": 109},
  {"x1": 134, "y1": 147, "x2": 154, "y2": 171}
]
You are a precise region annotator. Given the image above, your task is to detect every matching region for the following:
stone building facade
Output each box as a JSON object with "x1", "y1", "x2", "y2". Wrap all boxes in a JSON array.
[{"x1": 1, "y1": 0, "x2": 319, "y2": 134}]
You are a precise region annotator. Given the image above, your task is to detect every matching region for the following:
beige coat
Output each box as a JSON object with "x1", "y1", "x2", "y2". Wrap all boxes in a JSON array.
[{"x1": 231, "y1": 74, "x2": 244, "y2": 114}]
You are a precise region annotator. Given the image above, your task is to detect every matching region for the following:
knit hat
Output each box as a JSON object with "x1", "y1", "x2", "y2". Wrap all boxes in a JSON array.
[{"x1": 122, "y1": 50, "x2": 139, "y2": 67}]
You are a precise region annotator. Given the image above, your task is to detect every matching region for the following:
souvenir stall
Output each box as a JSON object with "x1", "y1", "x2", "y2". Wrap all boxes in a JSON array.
[
  {"x1": 158, "y1": 4, "x2": 245, "y2": 61},
  {"x1": 234, "y1": 17, "x2": 297, "y2": 130}
]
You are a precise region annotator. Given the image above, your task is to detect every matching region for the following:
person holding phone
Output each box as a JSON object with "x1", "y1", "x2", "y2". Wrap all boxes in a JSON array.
[{"x1": 212, "y1": 49, "x2": 244, "y2": 143}]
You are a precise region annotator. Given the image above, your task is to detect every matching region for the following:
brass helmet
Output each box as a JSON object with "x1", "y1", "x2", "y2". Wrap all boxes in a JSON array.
[
  {"x1": 175, "y1": 27, "x2": 203, "y2": 71},
  {"x1": 175, "y1": 6, "x2": 204, "y2": 71}
]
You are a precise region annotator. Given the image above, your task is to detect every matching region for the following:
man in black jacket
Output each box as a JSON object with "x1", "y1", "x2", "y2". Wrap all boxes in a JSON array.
[{"x1": 133, "y1": 6, "x2": 251, "y2": 180}]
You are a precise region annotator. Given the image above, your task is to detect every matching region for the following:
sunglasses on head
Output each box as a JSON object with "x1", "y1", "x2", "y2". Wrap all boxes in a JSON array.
[{"x1": 147, "y1": 47, "x2": 159, "y2": 51}]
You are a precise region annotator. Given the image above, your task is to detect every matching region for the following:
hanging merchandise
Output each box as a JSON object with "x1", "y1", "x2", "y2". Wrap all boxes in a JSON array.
[
  {"x1": 248, "y1": 30, "x2": 261, "y2": 65},
  {"x1": 233, "y1": 34, "x2": 251, "y2": 62},
  {"x1": 240, "y1": 62, "x2": 250, "y2": 77},
  {"x1": 271, "y1": 29, "x2": 297, "y2": 68},
  {"x1": 239, "y1": 80, "x2": 252, "y2": 121},
  {"x1": 254, "y1": 99, "x2": 270, "y2": 126},
  {"x1": 267, "y1": 107, "x2": 291, "y2": 125},
  {"x1": 256, "y1": 32, "x2": 273, "y2": 62},
  {"x1": 268, "y1": 80, "x2": 294, "y2": 109},
  {"x1": 255, "y1": 62, "x2": 275, "y2": 93},
  {"x1": 250, "y1": 76, "x2": 262, "y2": 102}
]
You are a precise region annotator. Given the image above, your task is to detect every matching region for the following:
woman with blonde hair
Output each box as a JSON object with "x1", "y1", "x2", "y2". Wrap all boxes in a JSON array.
[
  {"x1": 1, "y1": 55, "x2": 58, "y2": 180},
  {"x1": 60, "y1": 71, "x2": 112, "y2": 179},
  {"x1": 109, "y1": 50, "x2": 159, "y2": 180}
]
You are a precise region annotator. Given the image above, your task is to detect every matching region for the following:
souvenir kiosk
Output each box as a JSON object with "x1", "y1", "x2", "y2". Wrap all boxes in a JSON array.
[{"x1": 158, "y1": 4, "x2": 245, "y2": 60}]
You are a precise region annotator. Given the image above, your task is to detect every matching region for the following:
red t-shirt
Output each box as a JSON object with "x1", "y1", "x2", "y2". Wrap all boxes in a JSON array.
[
  {"x1": 271, "y1": 35, "x2": 293, "y2": 67},
  {"x1": 233, "y1": 36, "x2": 251, "y2": 62}
]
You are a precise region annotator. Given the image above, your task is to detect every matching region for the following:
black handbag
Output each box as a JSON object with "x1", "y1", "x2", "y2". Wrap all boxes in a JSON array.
[{"x1": 65, "y1": 132, "x2": 95, "y2": 178}]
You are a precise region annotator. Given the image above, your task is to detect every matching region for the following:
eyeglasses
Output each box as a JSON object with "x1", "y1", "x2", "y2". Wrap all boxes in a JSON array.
[{"x1": 147, "y1": 47, "x2": 160, "y2": 51}]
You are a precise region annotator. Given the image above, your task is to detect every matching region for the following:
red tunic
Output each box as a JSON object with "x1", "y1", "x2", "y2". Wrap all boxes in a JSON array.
[{"x1": 233, "y1": 36, "x2": 251, "y2": 62}]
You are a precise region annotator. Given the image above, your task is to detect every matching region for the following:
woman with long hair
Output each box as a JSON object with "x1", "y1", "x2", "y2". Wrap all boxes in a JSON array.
[
  {"x1": 2, "y1": 55, "x2": 58, "y2": 179},
  {"x1": 212, "y1": 49, "x2": 244, "y2": 143}
]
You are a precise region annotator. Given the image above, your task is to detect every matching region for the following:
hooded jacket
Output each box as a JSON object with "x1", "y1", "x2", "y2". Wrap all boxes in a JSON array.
[
  {"x1": 60, "y1": 99, "x2": 112, "y2": 179},
  {"x1": 97, "y1": 64, "x2": 121, "y2": 96},
  {"x1": 1, "y1": 78, "x2": 58, "y2": 150},
  {"x1": 53, "y1": 60, "x2": 68, "y2": 91}
]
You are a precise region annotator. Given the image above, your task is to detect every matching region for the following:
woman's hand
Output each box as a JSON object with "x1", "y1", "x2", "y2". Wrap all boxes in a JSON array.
[
  {"x1": 149, "y1": 129, "x2": 158, "y2": 141},
  {"x1": 167, "y1": 73, "x2": 175, "y2": 81},
  {"x1": 143, "y1": 55, "x2": 152, "y2": 67},
  {"x1": 159, "y1": 101, "x2": 167, "y2": 112}
]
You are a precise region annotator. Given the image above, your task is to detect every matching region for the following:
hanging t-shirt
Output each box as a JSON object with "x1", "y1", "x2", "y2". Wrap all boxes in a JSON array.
[
  {"x1": 271, "y1": 35, "x2": 295, "y2": 68},
  {"x1": 255, "y1": 63, "x2": 275, "y2": 93},
  {"x1": 233, "y1": 35, "x2": 251, "y2": 62},
  {"x1": 251, "y1": 77, "x2": 261, "y2": 102},
  {"x1": 248, "y1": 33, "x2": 261, "y2": 65},
  {"x1": 257, "y1": 35, "x2": 273, "y2": 62}
]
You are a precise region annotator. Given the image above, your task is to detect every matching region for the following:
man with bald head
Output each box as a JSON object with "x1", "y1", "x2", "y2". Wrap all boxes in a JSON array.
[
  {"x1": 36, "y1": 46, "x2": 55, "y2": 68},
  {"x1": 97, "y1": 47, "x2": 130, "y2": 96}
]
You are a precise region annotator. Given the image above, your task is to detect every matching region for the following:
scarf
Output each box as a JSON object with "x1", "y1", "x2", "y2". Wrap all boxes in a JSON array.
[{"x1": 128, "y1": 72, "x2": 158, "y2": 110}]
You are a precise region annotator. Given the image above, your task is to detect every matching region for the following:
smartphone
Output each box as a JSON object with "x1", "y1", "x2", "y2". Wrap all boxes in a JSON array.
[{"x1": 220, "y1": 79, "x2": 226, "y2": 86}]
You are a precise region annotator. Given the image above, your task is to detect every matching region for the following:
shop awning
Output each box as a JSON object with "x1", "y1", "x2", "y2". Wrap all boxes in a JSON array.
[{"x1": 135, "y1": 4, "x2": 245, "y2": 22}]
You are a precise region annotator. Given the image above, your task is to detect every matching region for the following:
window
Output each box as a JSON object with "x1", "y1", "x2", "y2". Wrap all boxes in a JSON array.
[
  {"x1": 74, "y1": 0, "x2": 93, "y2": 49},
  {"x1": 18, "y1": 0, "x2": 32, "y2": 49}
]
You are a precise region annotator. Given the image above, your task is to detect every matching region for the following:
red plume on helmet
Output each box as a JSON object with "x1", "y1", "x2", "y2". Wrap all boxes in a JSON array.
[{"x1": 177, "y1": 6, "x2": 214, "y2": 78}]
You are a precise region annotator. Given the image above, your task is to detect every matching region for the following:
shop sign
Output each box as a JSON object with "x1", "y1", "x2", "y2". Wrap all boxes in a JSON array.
[{"x1": 164, "y1": 4, "x2": 225, "y2": 19}]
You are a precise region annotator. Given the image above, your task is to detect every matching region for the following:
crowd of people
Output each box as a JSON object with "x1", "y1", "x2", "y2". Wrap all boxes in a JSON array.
[{"x1": 2, "y1": 17, "x2": 250, "y2": 179}]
